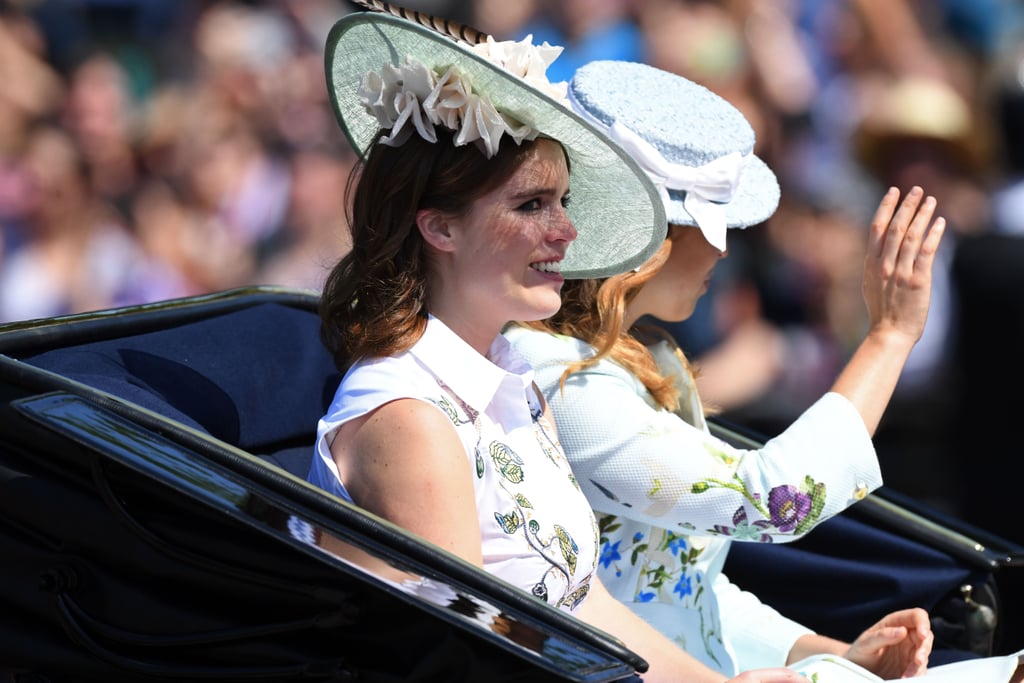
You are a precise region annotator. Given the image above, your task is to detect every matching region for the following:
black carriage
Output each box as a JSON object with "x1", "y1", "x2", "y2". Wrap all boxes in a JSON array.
[{"x1": 1, "y1": 287, "x2": 1020, "y2": 682}]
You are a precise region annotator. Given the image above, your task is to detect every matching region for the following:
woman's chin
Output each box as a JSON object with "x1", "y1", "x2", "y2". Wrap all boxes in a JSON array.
[{"x1": 518, "y1": 295, "x2": 563, "y2": 323}]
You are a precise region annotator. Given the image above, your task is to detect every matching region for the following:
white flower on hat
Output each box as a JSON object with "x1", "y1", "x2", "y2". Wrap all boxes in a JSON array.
[
  {"x1": 357, "y1": 35, "x2": 566, "y2": 158},
  {"x1": 359, "y1": 57, "x2": 439, "y2": 148},
  {"x1": 471, "y1": 34, "x2": 568, "y2": 103}
]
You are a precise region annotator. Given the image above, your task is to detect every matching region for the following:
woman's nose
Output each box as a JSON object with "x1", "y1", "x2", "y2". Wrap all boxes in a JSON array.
[{"x1": 551, "y1": 208, "x2": 578, "y2": 242}]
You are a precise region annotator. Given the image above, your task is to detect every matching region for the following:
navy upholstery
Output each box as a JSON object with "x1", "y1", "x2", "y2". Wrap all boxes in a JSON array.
[{"x1": 24, "y1": 302, "x2": 340, "y2": 476}]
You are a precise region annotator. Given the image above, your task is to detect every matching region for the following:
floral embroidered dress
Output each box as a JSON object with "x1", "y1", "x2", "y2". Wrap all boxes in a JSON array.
[
  {"x1": 308, "y1": 315, "x2": 599, "y2": 613},
  {"x1": 504, "y1": 325, "x2": 884, "y2": 675}
]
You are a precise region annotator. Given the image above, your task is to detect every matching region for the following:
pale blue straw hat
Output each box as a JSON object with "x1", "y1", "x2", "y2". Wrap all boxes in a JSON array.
[{"x1": 568, "y1": 60, "x2": 780, "y2": 251}]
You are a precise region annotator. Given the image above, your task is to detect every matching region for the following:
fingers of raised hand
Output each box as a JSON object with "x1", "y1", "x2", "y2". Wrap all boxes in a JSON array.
[
  {"x1": 876, "y1": 186, "x2": 924, "y2": 266},
  {"x1": 869, "y1": 186, "x2": 946, "y2": 282},
  {"x1": 916, "y1": 214, "x2": 947, "y2": 273},
  {"x1": 853, "y1": 624, "x2": 907, "y2": 652},
  {"x1": 879, "y1": 607, "x2": 931, "y2": 632},
  {"x1": 895, "y1": 194, "x2": 944, "y2": 279},
  {"x1": 868, "y1": 186, "x2": 904, "y2": 254}
]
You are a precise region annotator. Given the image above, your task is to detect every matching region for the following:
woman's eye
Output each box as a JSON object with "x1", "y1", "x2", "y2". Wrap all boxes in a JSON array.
[
  {"x1": 561, "y1": 194, "x2": 572, "y2": 209},
  {"x1": 517, "y1": 198, "x2": 542, "y2": 212}
]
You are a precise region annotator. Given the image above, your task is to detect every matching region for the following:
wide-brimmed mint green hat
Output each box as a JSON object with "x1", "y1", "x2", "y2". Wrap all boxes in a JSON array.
[
  {"x1": 324, "y1": 11, "x2": 666, "y2": 279},
  {"x1": 568, "y1": 60, "x2": 780, "y2": 251}
]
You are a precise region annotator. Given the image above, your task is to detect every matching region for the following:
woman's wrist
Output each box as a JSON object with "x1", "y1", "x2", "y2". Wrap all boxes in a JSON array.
[
  {"x1": 860, "y1": 326, "x2": 918, "y2": 358},
  {"x1": 787, "y1": 633, "x2": 850, "y2": 664}
]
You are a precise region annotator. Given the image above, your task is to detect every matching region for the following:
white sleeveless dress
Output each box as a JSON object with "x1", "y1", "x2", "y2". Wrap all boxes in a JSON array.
[{"x1": 308, "y1": 315, "x2": 599, "y2": 613}]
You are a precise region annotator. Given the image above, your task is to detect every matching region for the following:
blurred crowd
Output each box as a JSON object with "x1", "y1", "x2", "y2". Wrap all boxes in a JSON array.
[
  {"x1": 2, "y1": 0, "x2": 1024, "y2": 539},
  {"x1": 0, "y1": 0, "x2": 358, "y2": 321}
]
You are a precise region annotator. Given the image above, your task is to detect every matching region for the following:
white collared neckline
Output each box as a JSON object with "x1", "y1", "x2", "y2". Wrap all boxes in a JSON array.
[{"x1": 409, "y1": 315, "x2": 535, "y2": 413}]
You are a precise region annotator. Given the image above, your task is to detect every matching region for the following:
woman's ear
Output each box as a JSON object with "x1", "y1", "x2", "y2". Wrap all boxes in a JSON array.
[{"x1": 416, "y1": 208, "x2": 456, "y2": 253}]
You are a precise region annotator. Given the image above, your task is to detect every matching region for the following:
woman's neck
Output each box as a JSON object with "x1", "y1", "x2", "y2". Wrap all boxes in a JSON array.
[{"x1": 430, "y1": 309, "x2": 503, "y2": 358}]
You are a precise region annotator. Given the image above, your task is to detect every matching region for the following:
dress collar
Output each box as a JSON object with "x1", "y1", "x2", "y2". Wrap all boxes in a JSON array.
[{"x1": 409, "y1": 315, "x2": 535, "y2": 410}]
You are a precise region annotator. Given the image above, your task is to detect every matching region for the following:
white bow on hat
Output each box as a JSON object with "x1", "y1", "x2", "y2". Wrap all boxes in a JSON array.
[{"x1": 606, "y1": 121, "x2": 749, "y2": 251}]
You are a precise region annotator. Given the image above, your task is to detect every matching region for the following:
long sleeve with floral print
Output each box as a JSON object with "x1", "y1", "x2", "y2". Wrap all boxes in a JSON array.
[{"x1": 506, "y1": 328, "x2": 881, "y2": 536}]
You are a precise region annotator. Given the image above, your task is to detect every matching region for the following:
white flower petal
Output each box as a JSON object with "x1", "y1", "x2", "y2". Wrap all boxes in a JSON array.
[
  {"x1": 454, "y1": 98, "x2": 481, "y2": 148},
  {"x1": 501, "y1": 113, "x2": 536, "y2": 145},
  {"x1": 478, "y1": 99, "x2": 509, "y2": 157},
  {"x1": 356, "y1": 35, "x2": 566, "y2": 158}
]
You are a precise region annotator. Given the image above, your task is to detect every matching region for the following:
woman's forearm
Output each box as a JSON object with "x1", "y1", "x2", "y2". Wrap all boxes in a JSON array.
[
  {"x1": 577, "y1": 578, "x2": 728, "y2": 683},
  {"x1": 829, "y1": 329, "x2": 916, "y2": 436},
  {"x1": 786, "y1": 633, "x2": 850, "y2": 665}
]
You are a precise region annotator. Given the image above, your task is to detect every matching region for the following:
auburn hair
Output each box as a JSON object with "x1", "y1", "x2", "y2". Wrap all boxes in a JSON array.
[{"x1": 523, "y1": 237, "x2": 693, "y2": 411}]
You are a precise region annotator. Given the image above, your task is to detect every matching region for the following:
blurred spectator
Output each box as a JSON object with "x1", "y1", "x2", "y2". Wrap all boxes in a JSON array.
[
  {"x1": 470, "y1": 0, "x2": 539, "y2": 39},
  {"x1": 62, "y1": 50, "x2": 142, "y2": 214},
  {"x1": 0, "y1": 124, "x2": 188, "y2": 322},
  {"x1": 0, "y1": 7, "x2": 65, "y2": 247},
  {"x1": 252, "y1": 142, "x2": 356, "y2": 291}
]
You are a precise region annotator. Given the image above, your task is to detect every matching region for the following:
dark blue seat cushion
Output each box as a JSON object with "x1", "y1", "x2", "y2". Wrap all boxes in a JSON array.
[
  {"x1": 24, "y1": 303, "x2": 340, "y2": 469},
  {"x1": 724, "y1": 510, "x2": 983, "y2": 643}
]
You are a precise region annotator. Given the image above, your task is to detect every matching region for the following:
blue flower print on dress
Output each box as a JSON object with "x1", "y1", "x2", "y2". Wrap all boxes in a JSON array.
[
  {"x1": 667, "y1": 536, "x2": 688, "y2": 556},
  {"x1": 598, "y1": 515, "x2": 723, "y2": 668},
  {"x1": 672, "y1": 573, "x2": 693, "y2": 599},
  {"x1": 600, "y1": 540, "x2": 622, "y2": 569}
]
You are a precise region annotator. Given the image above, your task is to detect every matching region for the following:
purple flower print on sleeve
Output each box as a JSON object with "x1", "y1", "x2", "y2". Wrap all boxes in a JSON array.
[{"x1": 693, "y1": 474, "x2": 827, "y2": 539}]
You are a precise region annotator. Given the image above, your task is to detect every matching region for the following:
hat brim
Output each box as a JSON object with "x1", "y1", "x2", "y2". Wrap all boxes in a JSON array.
[
  {"x1": 664, "y1": 154, "x2": 780, "y2": 230},
  {"x1": 325, "y1": 13, "x2": 666, "y2": 279}
]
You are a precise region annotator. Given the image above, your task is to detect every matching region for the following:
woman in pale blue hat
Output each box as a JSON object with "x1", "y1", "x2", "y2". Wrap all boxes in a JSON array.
[
  {"x1": 505, "y1": 60, "x2": 1024, "y2": 682},
  {"x1": 307, "y1": 7, "x2": 818, "y2": 683}
]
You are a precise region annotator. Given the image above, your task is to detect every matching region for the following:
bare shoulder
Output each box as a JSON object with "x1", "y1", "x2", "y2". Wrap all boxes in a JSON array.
[
  {"x1": 333, "y1": 398, "x2": 463, "y2": 479},
  {"x1": 352, "y1": 397, "x2": 456, "y2": 445},
  {"x1": 330, "y1": 398, "x2": 482, "y2": 561}
]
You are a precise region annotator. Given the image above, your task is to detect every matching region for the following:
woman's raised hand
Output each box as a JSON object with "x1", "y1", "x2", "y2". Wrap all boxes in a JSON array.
[
  {"x1": 829, "y1": 185, "x2": 947, "y2": 435},
  {"x1": 862, "y1": 185, "x2": 947, "y2": 346}
]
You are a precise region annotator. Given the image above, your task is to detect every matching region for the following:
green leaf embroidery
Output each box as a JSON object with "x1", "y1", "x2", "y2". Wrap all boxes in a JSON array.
[
  {"x1": 494, "y1": 510, "x2": 521, "y2": 534},
  {"x1": 490, "y1": 442, "x2": 524, "y2": 483},
  {"x1": 554, "y1": 525, "x2": 578, "y2": 574}
]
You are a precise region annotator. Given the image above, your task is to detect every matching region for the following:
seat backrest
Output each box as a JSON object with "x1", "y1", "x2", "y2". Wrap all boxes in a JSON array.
[{"x1": 23, "y1": 302, "x2": 341, "y2": 475}]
